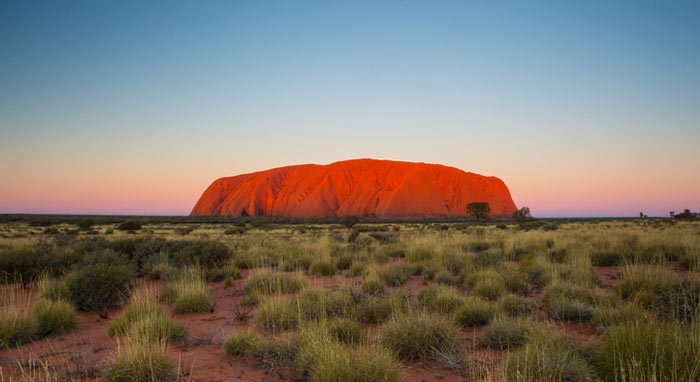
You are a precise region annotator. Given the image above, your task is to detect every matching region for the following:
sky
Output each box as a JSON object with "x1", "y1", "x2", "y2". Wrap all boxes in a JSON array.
[{"x1": 1, "y1": 1, "x2": 698, "y2": 217}]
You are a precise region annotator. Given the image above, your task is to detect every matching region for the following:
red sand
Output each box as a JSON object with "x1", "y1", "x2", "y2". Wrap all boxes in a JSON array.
[{"x1": 190, "y1": 159, "x2": 517, "y2": 218}]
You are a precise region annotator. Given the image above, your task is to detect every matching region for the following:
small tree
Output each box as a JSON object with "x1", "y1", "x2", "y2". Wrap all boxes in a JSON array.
[
  {"x1": 466, "y1": 202, "x2": 491, "y2": 221},
  {"x1": 512, "y1": 207, "x2": 532, "y2": 222},
  {"x1": 76, "y1": 218, "x2": 95, "y2": 230},
  {"x1": 341, "y1": 216, "x2": 360, "y2": 229}
]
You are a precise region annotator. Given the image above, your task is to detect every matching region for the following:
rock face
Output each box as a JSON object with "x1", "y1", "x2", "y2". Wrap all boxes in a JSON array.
[{"x1": 190, "y1": 159, "x2": 517, "y2": 219}]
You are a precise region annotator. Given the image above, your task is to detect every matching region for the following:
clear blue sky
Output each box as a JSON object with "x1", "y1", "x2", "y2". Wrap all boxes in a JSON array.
[{"x1": 1, "y1": 1, "x2": 698, "y2": 216}]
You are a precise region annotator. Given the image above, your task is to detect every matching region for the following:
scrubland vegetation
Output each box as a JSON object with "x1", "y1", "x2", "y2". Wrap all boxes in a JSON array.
[{"x1": 0, "y1": 216, "x2": 699, "y2": 381}]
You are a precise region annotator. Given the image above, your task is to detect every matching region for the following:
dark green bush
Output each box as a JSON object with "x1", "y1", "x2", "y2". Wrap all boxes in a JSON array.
[
  {"x1": 64, "y1": 264, "x2": 135, "y2": 318},
  {"x1": 117, "y1": 221, "x2": 142, "y2": 231},
  {"x1": 169, "y1": 240, "x2": 231, "y2": 269}
]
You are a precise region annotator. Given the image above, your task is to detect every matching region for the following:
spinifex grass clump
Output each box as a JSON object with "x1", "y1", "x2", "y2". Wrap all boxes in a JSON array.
[
  {"x1": 254, "y1": 296, "x2": 300, "y2": 332},
  {"x1": 464, "y1": 268, "x2": 507, "y2": 301},
  {"x1": 296, "y1": 321, "x2": 401, "y2": 382},
  {"x1": 308, "y1": 260, "x2": 337, "y2": 276},
  {"x1": 503, "y1": 332, "x2": 594, "y2": 382},
  {"x1": 455, "y1": 297, "x2": 497, "y2": 327},
  {"x1": 417, "y1": 285, "x2": 464, "y2": 314},
  {"x1": 160, "y1": 268, "x2": 212, "y2": 314},
  {"x1": 105, "y1": 341, "x2": 174, "y2": 382},
  {"x1": 478, "y1": 317, "x2": 530, "y2": 350},
  {"x1": 379, "y1": 311, "x2": 461, "y2": 361},
  {"x1": 108, "y1": 295, "x2": 185, "y2": 343},
  {"x1": 243, "y1": 271, "x2": 307, "y2": 295},
  {"x1": 595, "y1": 320, "x2": 700, "y2": 382},
  {"x1": 616, "y1": 265, "x2": 681, "y2": 309},
  {"x1": 498, "y1": 294, "x2": 533, "y2": 317},
  {"x1": 31, "y1": 298, "x2": 78, "y2": 336},
  {"x1": 310, "y1": 343, "x2": 401, "y2": 382},
  {"x1": 0, "y1": 313, "x2": 35, "y2": 348}
]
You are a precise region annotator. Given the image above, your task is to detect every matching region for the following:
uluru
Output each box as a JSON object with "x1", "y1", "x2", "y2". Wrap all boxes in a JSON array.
[{"x1": 191, "y1": 159, "x2": 517, "y2": 219}]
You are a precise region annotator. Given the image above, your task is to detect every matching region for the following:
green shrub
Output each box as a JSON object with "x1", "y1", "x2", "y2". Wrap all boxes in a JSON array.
[
  {"x1": 309, "y1": 260, "x2": 337, "y2": 276},
  {"x1": 478, "y1": 317, "x2": 530, "y2": 350},
  {"x1": 64, "y1": 264, "x2": 135, "y2": 318},
  {"x1": 455, "y1": 297, "x2": 496, "y2": 327},
  {"x1": 379, "y1": 311, "x2": 461, "y2": 361},
  {"x1": 595, "y1": 320, "x2": 700, "y2": 382},
  {"x1": 169, "y1": 240, "x2": 231, "y2": 269},
  {"x1": 498, "y1": 294, "x2": 533, "y2": 317},
  {"x1": 105, "y1": 343, "x2": 174, "y2": 382},
  {"x1": 223, "y1": 330, "x2": 259, "y2": 356},
  {"x1": 32, "y1": 298, "x2": 78, "y2": 336},
  {"x1": 0, "y1": 313, "x2": 35, "y2": 348},
  {"x1": 244, "y1": 271, "x2": 307, "y2": 295},
  {"x1": 116, "y1": 220, "x2": 142, "y2": 231}
]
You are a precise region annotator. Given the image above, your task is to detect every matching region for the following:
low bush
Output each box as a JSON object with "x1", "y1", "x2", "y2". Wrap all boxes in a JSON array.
[
  {"x1": 455, "y1": 297, "x2": 496, "y2": 327},
  {"x1": 32, "y1": 298, "x2": 78, "y2": 336},
  {"x1": 169, "y1": 240, "x2": 231, "y2": 269},
  {"x1": 105, "y1": 343, "x2": 174, "y2": 382},
  {"x1": 64, "y1": 264, "x2": 135, "y2": 318},
  {"x1": 116, "y1": 220, "x2": 142, "y2": 231},
  {"x1": 379, "y1": 311, "x2": 461, "y2": 361},
  {"x1": 478, "y1": 317, "x2": 530, "y2": 350}
]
